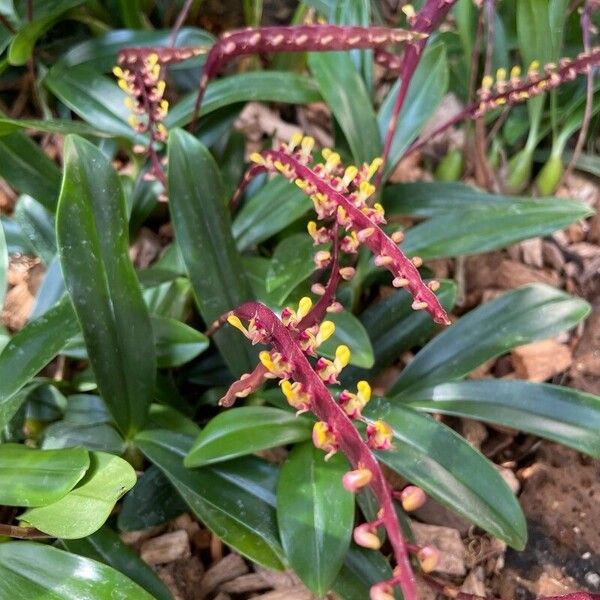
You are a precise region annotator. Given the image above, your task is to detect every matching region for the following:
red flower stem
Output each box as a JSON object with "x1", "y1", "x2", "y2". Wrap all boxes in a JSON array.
[
  {"x1": 405, "y1": 46, "x2": 600, "y2": 159},
  {"x1": 228, "y1": 164, "x2": 266, "y2": 212},
  {"x1": 377, "y1": 0, "x2": 458, "y2": 186},
  {"x1": 190, "y1": 25, "x2": 426, "y2": 131},
  {"x1": 232, "y1": 301, "x2": 418, "y2": 600},
  {"x1": 260, "y1": 148, "x2": 449, "y2": 324}
]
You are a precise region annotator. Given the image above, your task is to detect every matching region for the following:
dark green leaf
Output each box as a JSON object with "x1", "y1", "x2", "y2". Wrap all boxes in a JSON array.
[
  {"x1": 0, "y1": 444, "x2": 89, "y2": 507},
  {"x1": 136, "y1": 429, "x2": 286, "y2": 569},
  {"x1": 233, "y1": 177, "x2": 311, "y2": 251},
  {"x1": 118, "y1": 465, "x2": 187, "y2": 531},
  {"x1": 152, "y1": 315, "x2": 209, "y2": 368},
  {"x1": 405, "y1": 380, "x2": 600, "y2": 458},
  {"x1": 319, "y1": 310, "x2": 374, "y2": 369},
  {"x1": 367, "y1": 398, "x2": 527, "y2": 549},
  {"x1": 390, "y1": 284, "x2": 590, "y2": 396},
  {"x1": 332, "y1": 546, "x2": 393, "y2": 600},
  {"x1": 61, "y1": 526, "x2": 173, "y2": 600},
  {"x1": 0, "y1": 132, "x2": 61, "y2": 211},
  {"x1": 166, "y1": 72, "x2": 321, "y2": 129},
  {"x1": 167, "y1": 128, "x2": 256, "y2": 375},
  {"x1": 277, "y1": 443, "x2": 353, "y2": 596},
  {"x1": 56, "y1": 135, "x2": 156, "y2": 437},
  {"x1": 13, "y1": 195, "x2": 56, "y2": 265},
  {"x1": 0, "y1": 299, "x2": 79, "y2": 428},
  {"x1": 378, "y1": 43, "x2": 448, "y2": 178},
  {"x1": 42, "y1": 422, "x2": 125, "y2": 454},
  {"x1": 0, "y1": 117, "x2": 108, "y2": 137},
  {"x1": 185, "y1": 407, "x2": 312, "y2": 467},
  {"x1": 308, "y1": 51, "x2": 380, "y2": 164},
  {"x1": 266, "y1": 233, "x2": 317, "y2": 304},
  {"x1": 0, "y1": 542, "x2": 155, "y2": 599},
  {"x1": 21, "y1": 451, "x2": 136, "y2": 539},
  {"x1": 0, "y1": 222, "x2": 6, "y2": 309}
]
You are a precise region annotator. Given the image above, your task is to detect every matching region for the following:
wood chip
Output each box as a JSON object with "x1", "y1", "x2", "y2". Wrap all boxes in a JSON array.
[
  {"x1": 197, "y1": 553, "x2": 248, "y2": 599},
  {"x1": 542, "y1": 241, "x2": 565, "y2": 270},
  {"x1": 511, "y1": 339, "x2": 572, "y2": 382},
  {"x1": 496, "y1": 465, "x2": 520, "y2": 494},
  {"x1": 140, "y1": 530, "x2": 191, "y2": 565},
  {"x1": 411, "y1": 521, "x2": 466, "y2": 576},
  {"x1": 251, "y1": 584, "x2": 314, "y2": 600},
  {"x1": 519, "y1": 238, "x2": 543, "y2": 268},
  {"x1": 219, "y1": 573, "x2": 271, "y2": 594},
  {"x1": 255, "y1": 566, "x2": 302, "y2": 589},
  {"x1": 461, "y1": 567, "x2": 487, "y2": 596},
  {"x1": 496, "y1": 258, "x2": 561, "y2": 289},
  {"x1": 461, "y1": 419, "x2": 488, "y2": 450},
  {"x1": 120, "y1": 524, "x2": 166, "y2": 547}
]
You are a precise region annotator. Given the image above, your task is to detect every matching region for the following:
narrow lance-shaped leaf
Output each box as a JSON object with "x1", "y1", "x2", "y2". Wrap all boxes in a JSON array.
[
  {"x1": 390, "y1": 284, "x2": 590, "y2": 396},
  {"x1": 367, "y1": 399, "x2": 527, "y2": 549},
  {"x1": 277, "y1": 442, "x2": 354, "y2": 597},
  {"x1": 0, "y1": 542, "x2": 155, "y2": 600},
  {"x1": 167, "y1": 128, "x2": 256, "y2": 375},
  {"x1": 56, "y1": 135, "x2": 156, "y2": 437},
  {"x1": 405, "y1": 380, "x2": 600, "y2": 459}
]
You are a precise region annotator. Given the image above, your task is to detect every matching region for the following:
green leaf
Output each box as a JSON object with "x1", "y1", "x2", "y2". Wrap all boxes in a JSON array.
[
  {"x1": 0, "y1": 117, "x2": 109, "y2": 137},
  {"x1": 56, "y1": 135, "x2": 155, "y2": 437},
  {"x1": 367, "y1": 398, "x2": 527, "y2": 549},
  {"x1": 61, "y1": 526, "x2": 173, "y2": 600},
  {"x1": 167, "y1": 128, "x2": 256, "y2": 376},
  {"x1": 266, "y1": 233, "x2": 317, "y2": 304},
  {"x1": 0, "y1": 221, "x2": 6, "y2": 309},
  {"x1": 378, "y1": 43, "x2": 448, "y2": 178},
  {"x1": 42, "y1": 421, "x2": 125, "y2": 455},
  {"x1": 21, "y1": 451, "x2": 136, "y2": 539},
  {"x1": 390, "y1": 284, "x2": 590, "y2": 396},
  {"x1": 136, "y1": 429, "x2": 286, "y2": 569},
  {"x1": 45, "y1": 65, "x2": 142, "y2": 140},
  {"x1": 233, "y1": 177, "x2": 311, "y2": 251},
  {"x1": 0, "y1": 542, "x2": 155, "y2": 599},
  {"x1": 318, "y1": 310, "x2": 374, "y2": 369},
  {"x1": 13, "y1": 195, "x2": 56, "y2": 265},
  {"x1": 185, "y1": 407, "x2": 312, "y2": 467},
  {"x1": 332, "y1": 546, "x2": 393, "y2": 600},
  {"x1": 277, "y1": 443, "x2": 354, "y2": 596},
  {"x1": 308, "y1": 51, "x2": 380, "y2": 164},
  {"x1": 405, "y1": 380, "x2": 600, "y2": 459},
  {"x1": 166, "y1": 72, "x2": 321, "y2": 129},
  {"x1": 0, "y1": 131, "x2": 61, "y2": 211},
  {"x1": 382, "y1": 183, "x2": 592, "y2": 260},
  {"x1": 0, "y1": 299, "x2": 79, "y2": 428},
  {"x1": 118, "y1": 465, "x2": 187, "y2": 531},
  {"x1": 152, "y1": 315, "x2": 209, "y2": 368},
  {"x1": 0, "y1": 444, "x2": 89, "y2": 507}
]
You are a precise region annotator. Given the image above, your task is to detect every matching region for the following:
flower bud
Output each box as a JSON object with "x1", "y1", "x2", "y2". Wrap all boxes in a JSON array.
[
  {"x1": 417, "y1": 545, "x2": 440, "y2": 573},
  {"x1": 312, "y1": 421, "x2": 338, "y2": 460},
  {"x1": 367, "y1": 420, "x2": 394, "y2": 450},
  {"x1": 339, "y1": 267, "x2": 356, "y2": 281},
  {"x1": 353, "y1": 523, "x2": 381, "y2": 550},
  {"x1": 370, "y1": 583, "x2": 395, "y2": 600},
  {"x1": 399, "y1": 485, "x2": 427, "y2": 512},
  {"x1": 342, "y1": 468, "x2": 373, "y2": 492}
]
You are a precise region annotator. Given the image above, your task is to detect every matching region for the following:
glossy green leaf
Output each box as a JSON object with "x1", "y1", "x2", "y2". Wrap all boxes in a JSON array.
[
  {"x1": 0, "y1": 131, "x2": 61, "y2": 211},
  {"x1": 367, "y1": 398, "x2": 527, "y2": 549},
  {"x1": 318, "y1": 310, "x2": 374, "y2": 369},
  {"x1": 277, "y1": 443, "x2": 353, "y2": 596},
  {"x1": 56, "y1": 135, "x2": 155, "y2": 437},
  {"x1": 13, "y1": 195, "x2": 56, "y2": 265},
  {"x1": 0, "y1": 542, "x2": 154, "y2": 599},
  {"x1": 332, "y1": 546, "x2": 393, "y2": 600},
  {"x1": 266, "y1": 233, "x2": 318, "y2": 304},
  {"x1": 0, "y1": 117, "x2": 108, "y2": 137},
  {"x1": 0, "y1": 444, "x2": 89, "y2": 507},
  {"x1": 152, "y1": 316, "x2": 209, "y2": 368},
  {"x1": 167, "y1": 128, "x2": 256, "y2": 376},
  {"x1": 21, "y1": 451, "x2": 136, "y2": 539},
  {"x1": 1, "y1": 214, "x2": 35, "y2": 255},
  {"x1": 0, "y1": 298, "x2": 79, "y2": 428},
  {"x1": 233, "y1": 177, "x2": 311, "y2": 251},
  {"x1": 185, "y1": 407, "x2": 312, "y2": 467},
  {"x1": 45, "y1": 65, "x2": 142, "y2": 140},
  {"x1": 118, "y1": 465, "x2": 187, "y2": 531},
  {"x1": 42, "y1": 421, "x2": 125, "y2": 454},
  {"x1": 136, "y1": 429, "x2": 285, "y2": 569},
  {"x1": 378, "y1": 43, "x2": 448, "y2": 178},
  {"x1": 405, "y1": 380, "x2": 600, "y2": 458},
  {"x1": 391, "y1": 284, "x2": 590, "y2": 396},
  {"x1": 166, "y1": 72, "x2": 321, "y2": 129},
  {"x1": 343, "y1": 280, "x2": 456, "y2": 384},
  {"x1": 61, "y1": 526, "x2": 173, "y2": 600},
  {"x1": 308, "y1": 51, "x2": 380, "y2": 164}
]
